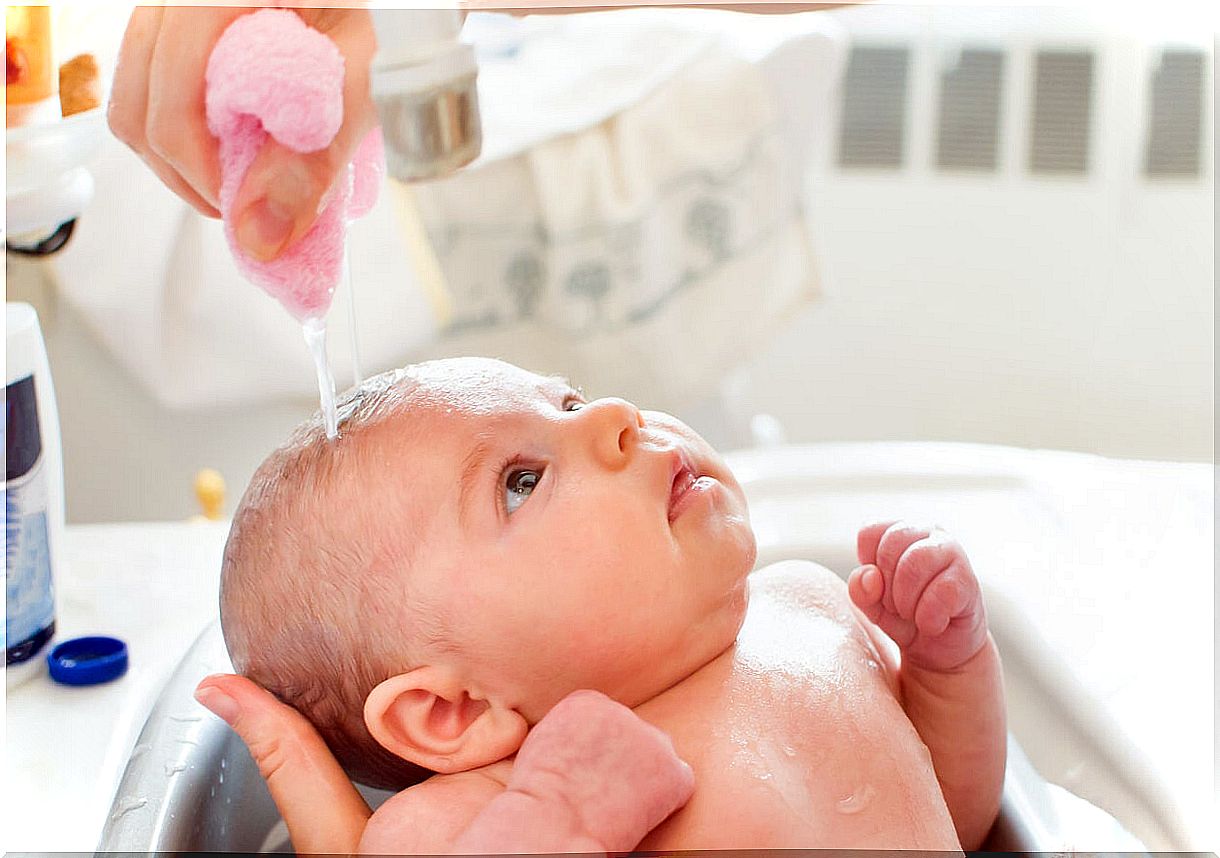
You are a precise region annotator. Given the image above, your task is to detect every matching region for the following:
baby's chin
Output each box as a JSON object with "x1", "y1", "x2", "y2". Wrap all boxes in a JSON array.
[{"x1": 650, "y1": 583, "x2": 752, "y2": 702}]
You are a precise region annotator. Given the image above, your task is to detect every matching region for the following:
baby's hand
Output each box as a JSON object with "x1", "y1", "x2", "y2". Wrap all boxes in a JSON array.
[
  {"x1": 507, "y1": 690, "x2": 694, "y2": 851},
  {"x1": 848, "y1": 521, "x2": 988, "y2": 671}
]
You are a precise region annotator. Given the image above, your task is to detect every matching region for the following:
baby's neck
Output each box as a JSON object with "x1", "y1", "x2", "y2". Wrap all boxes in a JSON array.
[{"x1": 637, "y1": 638, "x2": 739, "y2": 712}]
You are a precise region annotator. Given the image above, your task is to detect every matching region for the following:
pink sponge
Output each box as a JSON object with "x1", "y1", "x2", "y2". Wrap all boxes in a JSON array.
[{"x1": 205, "y1": 9, "x2": 383, "y2": 322}]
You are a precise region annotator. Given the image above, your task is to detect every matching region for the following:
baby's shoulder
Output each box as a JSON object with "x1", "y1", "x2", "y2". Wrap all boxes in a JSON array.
[{"x1": 747, "y1": 559, "x2": 858, "y2": 622}]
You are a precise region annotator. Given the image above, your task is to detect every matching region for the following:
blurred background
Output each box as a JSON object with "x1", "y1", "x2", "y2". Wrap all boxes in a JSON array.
[{"x1": 5, "y1": 2, "x2": 1215, "y2": 523}]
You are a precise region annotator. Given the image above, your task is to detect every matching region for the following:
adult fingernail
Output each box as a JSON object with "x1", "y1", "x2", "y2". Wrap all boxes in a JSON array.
[
  {"x1": 235, "y1": 198, "x2": 294, "y2": 262},
  {"x1": 195, "y1": 685, "x2": 240, "y2": 725},
  {"x1": 235, "y1": 166, "x2": 313, "y2": 262}
]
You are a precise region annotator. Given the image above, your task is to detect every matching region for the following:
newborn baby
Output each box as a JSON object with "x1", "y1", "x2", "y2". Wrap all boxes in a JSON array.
[{"x1": 218, "y1": 357, "x2": 1006, "y2": 853}]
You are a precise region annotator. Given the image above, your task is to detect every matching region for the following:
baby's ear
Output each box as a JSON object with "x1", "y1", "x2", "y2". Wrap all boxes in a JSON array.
[{"x1": 363, "y1": 668, "x2": 527, "y2": 773}]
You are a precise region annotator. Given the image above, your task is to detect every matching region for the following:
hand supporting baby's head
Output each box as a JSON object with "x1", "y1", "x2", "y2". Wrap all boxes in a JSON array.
[
  {"x1": 220, "y1": 358, "x2": 757, "y2": 789},
  {"x1": 220, "y1": 368, "x2": 439, "y2": 788}
]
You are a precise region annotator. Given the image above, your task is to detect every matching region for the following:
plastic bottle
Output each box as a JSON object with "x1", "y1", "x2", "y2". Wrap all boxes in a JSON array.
[
  {"x1": 5, "y1": 5, "x2": 61, "y2": 127},
  {"x1": 6, "y1": 302, "x2": 65, "y2": 687}
]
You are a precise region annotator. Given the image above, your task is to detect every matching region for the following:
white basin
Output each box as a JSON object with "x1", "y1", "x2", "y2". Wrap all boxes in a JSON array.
[{"x1": 98, "y1": 442, "x2": 1211, "y2": 851}]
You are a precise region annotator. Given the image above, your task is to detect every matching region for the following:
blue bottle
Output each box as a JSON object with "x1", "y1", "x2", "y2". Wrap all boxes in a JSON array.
[{"x1": 6, "y1": 303, "x2": 64, "y2": 687}]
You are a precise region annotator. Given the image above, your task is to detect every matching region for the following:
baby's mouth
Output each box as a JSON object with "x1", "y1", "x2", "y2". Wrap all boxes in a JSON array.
[{"x1": 668, "y1": 450, "x2": 712, "y2": 523}]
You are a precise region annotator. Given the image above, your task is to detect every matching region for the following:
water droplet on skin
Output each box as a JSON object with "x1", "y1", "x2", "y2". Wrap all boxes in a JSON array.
[
  {"x1": 782, "y1": 745, "x2": 797, "y2": 757},
  {"x1": 110, "y1": 797, "x2": 147, "y2": 821},
  {"x1": 836, "y1": 784, "x2": 876, "y2": 814}
]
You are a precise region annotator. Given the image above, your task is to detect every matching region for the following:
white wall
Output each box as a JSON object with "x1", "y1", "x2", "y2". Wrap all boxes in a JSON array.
[
  {"x1": 7, "y1": 261, "x2": 315, "y2": 524},
  {"x1": 714, "y1": 5, "x2": 1214, "y2": 463}
]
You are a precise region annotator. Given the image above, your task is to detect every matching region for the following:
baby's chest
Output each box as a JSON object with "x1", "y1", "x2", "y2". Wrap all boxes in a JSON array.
[
  {"x1": 639, "y1": 567, "x2": 949, "y2": 848},
  {"x1": 728, "y1": 562, "x2": 898, "y2": 723}
]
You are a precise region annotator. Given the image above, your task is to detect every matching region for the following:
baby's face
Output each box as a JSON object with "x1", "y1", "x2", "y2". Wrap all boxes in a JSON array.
[{"x1": 375, "y1": 358, "x2": 755, "y2": 721}]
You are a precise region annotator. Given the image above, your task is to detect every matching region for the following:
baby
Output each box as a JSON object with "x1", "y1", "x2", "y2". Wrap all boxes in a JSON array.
[{"x1": 217, "y1": 357, "x2": 1006, "y2": 853}]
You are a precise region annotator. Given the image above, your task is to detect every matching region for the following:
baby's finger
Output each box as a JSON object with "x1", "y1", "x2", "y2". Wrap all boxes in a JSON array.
[
  {"x1": 875, "y1": 523, "x2": 934, "y2": 613},
  {"x1": 847, "y1": 565, "x2": 884, "y2": 621},
  {"x1": 871, "y1": 607, "x2": 918, "y2": 649},
  {"x1": 912, "y1": 575, "x2": 956, "y2": 637},
  {"x1": 146, "y1": 6, "x2": 245, "y2": 211},
  {"x1": 915, "y1": 565, "x2": 977, "y2": 634},
  {"x1": 194, "y1": 673, "x2": 371, "y2": 854},
  {"x1": 857, "y1": 520, "x2": 898, "y2": 567},
  {"x1": 891, "y1": 534, "x2": 958, "y2": 621}
]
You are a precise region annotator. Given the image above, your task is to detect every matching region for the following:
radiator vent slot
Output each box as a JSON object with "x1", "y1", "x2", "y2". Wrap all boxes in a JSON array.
[
  {"x1": 936, "y1": 48, "x2": 1005, "y2": 171},
  {"x1": 1029, "y1": 49, "x2": 1095, "y2": 174},
  {"x1": 838, "y1": 46, "x2": 911, "y2": 168},
  {"x1": 1144, "y1": 48, "x2": 1206, "y2": 178}
]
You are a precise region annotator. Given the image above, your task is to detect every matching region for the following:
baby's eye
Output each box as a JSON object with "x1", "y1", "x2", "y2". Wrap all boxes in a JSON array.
[
  {"x1": 505, "y1": 468, "x2": 543, "y2": 514},
  {"x1": 563, "y1": 388, "x2": 586, "y2": 411}
]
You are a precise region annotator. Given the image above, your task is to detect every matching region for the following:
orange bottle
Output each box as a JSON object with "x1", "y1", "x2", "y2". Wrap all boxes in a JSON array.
[{"x1": 6, "y1": 5, "x2": 58, "y2": 126}]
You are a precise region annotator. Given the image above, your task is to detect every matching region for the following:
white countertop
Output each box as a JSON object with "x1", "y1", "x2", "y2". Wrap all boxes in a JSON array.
[{"x1": 5, "y1": 520, "x2": 230, "y2": 853}]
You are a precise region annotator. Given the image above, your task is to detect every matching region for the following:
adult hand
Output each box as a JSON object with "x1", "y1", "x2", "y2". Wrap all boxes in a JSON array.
[
  {"x1": 194, "y1": 673, "x2": 372, "y2": 854},
  {"x1": 108, "y1": 6, "x2": 377, "y2": 262}
]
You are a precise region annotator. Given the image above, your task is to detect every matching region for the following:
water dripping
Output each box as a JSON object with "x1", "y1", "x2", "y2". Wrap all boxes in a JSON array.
[{"x1": 303, "y1": 317, "x2": 338, "y2": 440}]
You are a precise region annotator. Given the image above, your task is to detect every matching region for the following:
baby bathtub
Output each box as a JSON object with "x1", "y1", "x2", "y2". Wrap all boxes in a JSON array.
[{"x1": 98, "y1": 441, "x2": 1211, "y2": 852}]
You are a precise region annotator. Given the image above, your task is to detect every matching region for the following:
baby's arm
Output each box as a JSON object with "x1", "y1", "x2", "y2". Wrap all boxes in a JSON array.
[
  {"x1": 361, "y1": 690, "x2": 695, "y2": 855},
  {"x1": 848, "y1": 522, "x2": 1006, "y2": 851}
]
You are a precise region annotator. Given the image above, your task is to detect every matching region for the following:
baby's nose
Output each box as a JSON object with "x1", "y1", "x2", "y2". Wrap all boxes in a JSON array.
[{"x1": 576, "y1": 397, "x2": 644, "y2": 468}]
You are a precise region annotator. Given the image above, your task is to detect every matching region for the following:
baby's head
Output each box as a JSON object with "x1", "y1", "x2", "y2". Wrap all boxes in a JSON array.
[{"x1": 221, "y1": 358, "x2": 756, "y2": 788}]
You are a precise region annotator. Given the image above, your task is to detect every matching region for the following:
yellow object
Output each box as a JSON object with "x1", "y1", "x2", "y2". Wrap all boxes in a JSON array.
[
  {"x1": 194, "y1": 469, "x2": 226, "y2": 521},
  {"x1": 6, "y1": 6, "x2": 56, "y2": 125},
  {"x1": 389, "y1": 181, "x2": 454, "y2": 328}
]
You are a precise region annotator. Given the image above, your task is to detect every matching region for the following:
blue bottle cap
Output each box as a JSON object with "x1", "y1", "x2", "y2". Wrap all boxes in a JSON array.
[{"x1": 47, "y1": 636, "x2": 129, "y2": 686}]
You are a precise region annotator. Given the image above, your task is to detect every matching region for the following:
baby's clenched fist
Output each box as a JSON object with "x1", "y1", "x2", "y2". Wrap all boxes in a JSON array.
[
  {"x1": 848, "y1": 521, "x2": 988, "y2": 671},
  {"x1": 508, "y1": 690, "x2": 695, "y2": 850}
]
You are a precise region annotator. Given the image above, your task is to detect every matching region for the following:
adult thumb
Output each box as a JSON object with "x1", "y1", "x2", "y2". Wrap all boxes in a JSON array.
[
  {"x1": 230, "y1": 9, "x2": 376, "y2": 263},
  {"x1": 194, "y1": 673, "x2": 371, "y2": 854},
  {"x1": 231, "y1": 142, "x2": 343, "y2": 263}
]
